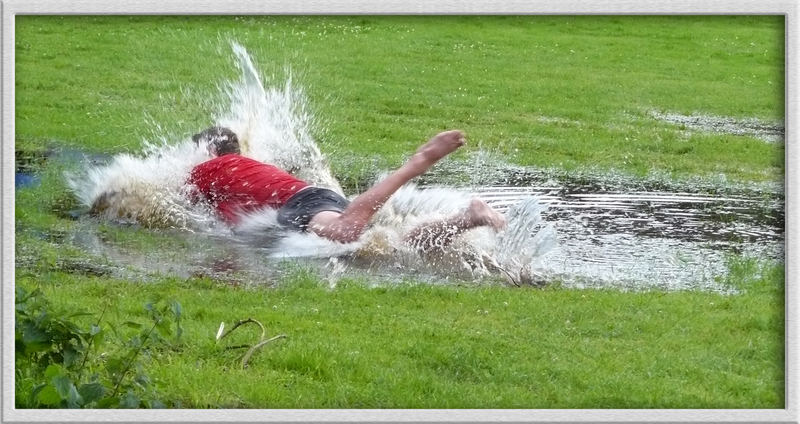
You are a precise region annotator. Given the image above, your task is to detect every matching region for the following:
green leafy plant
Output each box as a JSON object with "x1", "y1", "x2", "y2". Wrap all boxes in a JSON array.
[{"x1": 15, "y1": 286, "x2": 183, "y2": 408}]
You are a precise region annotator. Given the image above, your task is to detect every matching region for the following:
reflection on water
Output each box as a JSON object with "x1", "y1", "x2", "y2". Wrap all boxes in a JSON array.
[
  {"x1": 473, "y1": 185, "x2": 782, "y2": 246},
  {"x1": 20, "y1": 141, "x2": 783, "y2": 292},
  {"x1": 57, "y1": 172, "x2": 784, "y2": 293},
  {"x1": 18, "y1": 140, "x2": 784, "y2": 293},
  {"x1": 469, "y1": 174, "x2": 783, "y2": 291}
]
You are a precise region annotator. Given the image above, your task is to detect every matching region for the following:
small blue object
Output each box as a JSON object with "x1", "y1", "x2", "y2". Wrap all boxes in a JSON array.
[{"x1": 15, "y1": 172, "x2": 41, "y2": 188}]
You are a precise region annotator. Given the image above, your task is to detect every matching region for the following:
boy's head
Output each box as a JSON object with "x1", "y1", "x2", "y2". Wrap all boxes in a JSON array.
[{"x1": 192, "y1": 126, "x2": 241, "y2": 156}]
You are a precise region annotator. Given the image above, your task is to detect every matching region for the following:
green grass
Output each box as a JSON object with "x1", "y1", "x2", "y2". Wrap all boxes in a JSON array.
[
  {"x1": 14, "y1": 16, "x2": 785, "y2": 409},
  {"x1": 15, "y1": 262, "x2": 784, "y2": 409},
  {"x1": 15, "y1": 15, "x2": 784, "y2": 182}
]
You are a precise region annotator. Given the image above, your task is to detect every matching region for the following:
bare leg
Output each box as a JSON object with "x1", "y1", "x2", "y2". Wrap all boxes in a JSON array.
[
  {"x1": 404, "y1": 198, "x2": 507, "y2": 252},
  {"x1": 308, "y1": 130, "x2": 466, "y2": 243}
]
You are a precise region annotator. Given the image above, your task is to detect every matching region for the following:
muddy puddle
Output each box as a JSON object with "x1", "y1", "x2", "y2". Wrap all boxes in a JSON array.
[
  {"x1": 469, "y1": 177, "x2": 783, "y2": 291},
  {"x1": 18, "y1": 154, "x2": 784, "y2": 293}
]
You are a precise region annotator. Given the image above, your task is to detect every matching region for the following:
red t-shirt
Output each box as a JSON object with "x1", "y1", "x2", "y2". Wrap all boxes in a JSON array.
[{"x1": 188, "y1": 154, "x2": 308, "y2": 223}]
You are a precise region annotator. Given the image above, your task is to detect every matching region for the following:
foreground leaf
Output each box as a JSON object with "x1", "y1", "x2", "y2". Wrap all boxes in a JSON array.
[
  {"x1": 78, "y1": 382, "x2": 105, "y2": 404},
  {"x1": 36, "y1": 384, "x2": 61, "y2": 406}
]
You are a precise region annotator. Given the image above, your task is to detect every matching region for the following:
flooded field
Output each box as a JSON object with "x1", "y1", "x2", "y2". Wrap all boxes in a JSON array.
[
  {"x1": 17, "y1": 152, "x2": 784, "y2": 293},
  {"x1": 15, "y1": 44, "x2": 784, "y2": 293},
  {"x1": 467, "y1": 173, "x2": 783, "y2": 291}
]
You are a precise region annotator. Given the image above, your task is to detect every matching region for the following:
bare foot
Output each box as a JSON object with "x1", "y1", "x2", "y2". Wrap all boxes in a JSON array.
[
  {"x1": 413, "y1": 130, "x2": 466, "y2": 167},
  {"x1": 465, "y1": 198, "x2": 507, "y2": 231}
]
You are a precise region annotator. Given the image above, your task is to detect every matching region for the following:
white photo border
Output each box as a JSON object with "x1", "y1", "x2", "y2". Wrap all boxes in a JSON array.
[{"x1": 3, "y1": 1, "x2": 797, "y2": 423}]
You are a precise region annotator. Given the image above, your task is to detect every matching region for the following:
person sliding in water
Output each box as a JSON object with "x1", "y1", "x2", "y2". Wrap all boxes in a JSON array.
[{"x1": 188, "y1": 126, "x2": 506, "y2": 250}]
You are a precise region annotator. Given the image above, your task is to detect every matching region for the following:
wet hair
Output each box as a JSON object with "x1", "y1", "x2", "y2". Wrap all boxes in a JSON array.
[{"x1": 192, "y1": 126, "x2": 241, "y2": 156}]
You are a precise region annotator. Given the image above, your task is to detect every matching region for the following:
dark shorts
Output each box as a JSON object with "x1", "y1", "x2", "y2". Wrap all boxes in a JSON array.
[{"x1": 276, "y1": 187, "x2": 350, "y2": 231}]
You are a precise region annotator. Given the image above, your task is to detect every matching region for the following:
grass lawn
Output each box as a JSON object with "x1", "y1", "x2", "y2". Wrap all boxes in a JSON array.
[
  {"x1": 15, "y1": 260, "x2": 785, "y2": 408},
  {"x1": 13, "y1": 15, "x2": 785, "y2": 409},
  {"x1": 15, "y1": 15, "x2": 784, "y2": 181}
]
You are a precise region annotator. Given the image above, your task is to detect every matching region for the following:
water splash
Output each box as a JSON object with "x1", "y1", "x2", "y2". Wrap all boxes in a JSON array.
[
  {"x1": 216, "y1": 43, "x2": 343, "y2": 193},
  {"x1": 67, "y1": 42, "x2": 553, "y2": 284},
  {"x1": 67, "y1": 140, "x2": 217, "y2": 231},
  {"x1": 493, "y1": 198, "x2": 557, "y2": 286}
]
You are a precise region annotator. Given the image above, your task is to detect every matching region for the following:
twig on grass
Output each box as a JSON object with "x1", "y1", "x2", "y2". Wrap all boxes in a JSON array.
[
  {"x1": 241, "y1": 335, "x2": 287, "y2": 369},
  {"x1": 223, "y1": 344, "x2": 252, "y2": 351},
  {"x1": 214, "y1": 318, "x2": 286, "y2": 368},
  {"x1": 215, "y1": 318, "x2": 266, "y2": 343}
]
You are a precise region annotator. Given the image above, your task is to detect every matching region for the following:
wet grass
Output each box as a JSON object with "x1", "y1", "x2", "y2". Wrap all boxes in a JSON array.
[
  {"x1": 15, "y1": 262, "x2": 783, "y2": 408},
  {"x1": 14, "y1": 16, "x2": 786, "y2": 408},
  {"x1": 15, "y1": 15, "x2": 784, "y2": 183}
]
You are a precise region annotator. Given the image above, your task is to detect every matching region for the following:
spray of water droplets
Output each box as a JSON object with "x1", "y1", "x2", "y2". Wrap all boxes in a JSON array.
[{"x1": 67, "y1": 42, "x2": 556, "y2": 284}]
